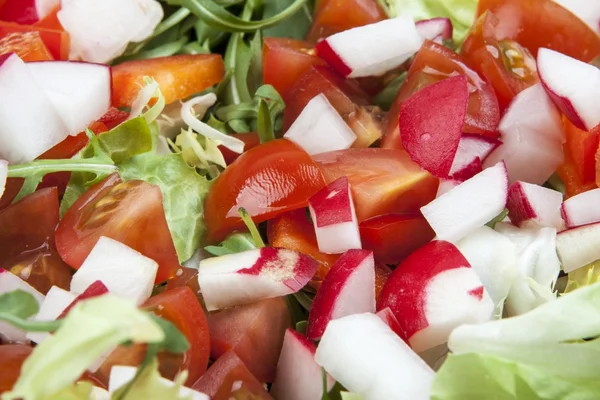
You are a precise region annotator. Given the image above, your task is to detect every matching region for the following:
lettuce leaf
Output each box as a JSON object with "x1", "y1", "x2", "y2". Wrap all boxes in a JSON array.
[
  {"x1": 565, "y1": 260, "x2": 600, "y2": 293},
  {"x1": 204, "y1": 232, "x2": 257, "y2": 256}
]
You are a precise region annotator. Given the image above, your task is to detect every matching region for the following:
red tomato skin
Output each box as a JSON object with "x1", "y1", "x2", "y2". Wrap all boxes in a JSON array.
[
  {"x1": 0, "y1": 21, "x2": 69, "y2": 60},
  {"x1": 0, "y1": 31, "x2": 53, "y2": 61},
  {"x1": 564, "y1": 117, "x2": 600, "y2": 184},
  {"x1": 55, "y1": 174, "x2": 181, "y2": 284},
  {"x1": 207, "y1": 297, "x2": 291, "y2": 383},
  {"x1": 204, "y1": 139, "x2": 326, "y2": 243},
  {"x1": 0, "y1": 0, "x2": 38, "y2": 25},
  {"x1": 191, "y1": 351, "x2": 272, "y2": 400},
  {"x1": 0, "y1": 345, "x2": 32, "y2": 393},
  {"x1": 219, "y1": 132, "x2": 260, "y2": 165},
  {"x1": 96, "y1": 108, "x2": 129, "y2": 130},
  {"x1": 477, "y1": 0, "x2": 600, "y2": 62},
  {"x1": 165, "y1": 267, "x2": 203, "y2": 305}
]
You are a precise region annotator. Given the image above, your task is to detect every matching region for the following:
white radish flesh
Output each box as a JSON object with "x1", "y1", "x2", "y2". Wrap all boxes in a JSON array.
[
  {"x1": 26, "y1": 286, "x2": 76, "y2": 344},
  {"x1": 507, "y1": 181, "x2": 564, "y2": 230},
  {"x1": 449, "y1": 134, "x2": 501, "y2": 180},
  {"x1": 415, "y1": 18, "x2": 453, "y2": 43},
  {"x1": 561, "y1": 188, "x2": 600, "y2": 228},
  {"x1": 556, "y1": 222, "x2": 600, "y2": 273},
  {"x1": 436, "y1": 179, "x2": 460, "y2": 198}
]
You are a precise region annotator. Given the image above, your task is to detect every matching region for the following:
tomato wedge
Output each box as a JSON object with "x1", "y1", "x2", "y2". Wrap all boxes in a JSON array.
[
  {"x1": 56, "y1": 174, "x2": 181, "y2": 284},
  {"x1": 0, "y1": 188, "x2": 72, "y2": 294},
  {"x1": 204, "y1": 139, "x2": 326, "y2": 243},
  {"x1": 0, "y1": 21, "x2": 69, "y2": 60},
  {"x1": 34, "y1": 5, "x2": 63, "y2": 31},
  {"x1": 111, "y1": 54, "x2": 225, "y2": 107},
  {"x1": 165, "y1": 267, "x2": 203, "y2": 305},
  {"x1": 461, "y1": 12, "x2": 538, "y2": 111},
  {"x1": 564, "y1": 116, "x2": 600, "y2": 184},
  {"x1": 0, "y1": 31, "x2": 53, "y2": 61},
  {"x1": 313, "y1": 148, "x2": 439, "y2": 222},
  {"x1": 144, "y1": 287, "x2": 211, "y2": 385},
  {"x1": 218, "y1": 132, "x2": 260, "y2": 165},
  {"x1": 477, "y1": 0, "x2": 600, "y2": 62}
]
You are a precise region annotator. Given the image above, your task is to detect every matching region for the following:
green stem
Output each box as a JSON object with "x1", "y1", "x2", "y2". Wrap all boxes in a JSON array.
[
  {"x1": 238, "y1": 207, "x2": 265, "y2": 247},
  {"x1": 0, "y1": 314, "x2": 62, "y2": 332},
  {"x1": 7, "y1": 159, "x2": 117, "y2": 178},
  {"x1": 153, "y1": 7, "x2": 191, "y2": 37}
]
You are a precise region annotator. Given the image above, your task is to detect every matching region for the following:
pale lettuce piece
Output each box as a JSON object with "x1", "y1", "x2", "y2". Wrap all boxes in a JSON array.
[
  {"x1": 3, "y1": 295, "x2": 164, "y2": 400},
  {"x1": 174, "y1": 128, "x2": 226, "y2": 176},
  {"x1": 129, "y1": 76, "x2": 166, "y2": 124},
  {"x1": 340, "y1": 393, "x2": 365, "y2": 400},
  {"x1": 565, "y1": 260, "x2": 600, "y2": 293}
]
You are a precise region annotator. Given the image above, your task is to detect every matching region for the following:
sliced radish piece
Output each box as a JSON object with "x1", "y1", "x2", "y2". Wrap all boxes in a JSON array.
[
  {"x1": 449, "y1": 134, "x2": 501, "y2": 180},
  {"x1": 0, "y1": 53, "x2": 69, "y2": 163},
  {"x1": 27, "y1": 61, "x2": 111, "y2": 135},
  {"x1": 315, "y1": 313, "x2": 435, "y2": 400},
  {"x1": 561, "y1": 188, "x2": 600, "y2": 228},
  {"x1": 483, "y1": 83, "x2": 564, "y2": 185},
  {"x1": 537, "y1": 48, "x2": 600, "y2": 131},
  {"x1": 308, "y1": 176, "x2": 362, "y2": 254},
  {"x1": 307, "y1": 249, "x2": 375, "y2": 340},
  {"x1": 507, "y1": 181, "x2": 564, "y2": 230},
  {"x1": 58, "y1": 0, "x2": 163, "y2": 63},
  {"x1": 376, "y1": 307, "x2": 405, "y2": 338},
  {"x1": 0, "y1": 0, "x2": 59, "y2": 24},
  {"x1": 553, "y1": 0, "x2": 600, "y2": 35},
  {"x1": 556, "y1": 222, "x2": 600, "y2": 273},
  {"x1": 415, "y1": 18, "x2": 453, "y2": 43},
  {"x1": 284, "y1": 94, "x2": 356, "y2": 155},
  {"x1": 421, "y1": 162, "x2": 508, "y2": 243},
  {"x1": 26, "y1": 286, "x2": 76, "y2": 345},
  {"x1": 197, "y1": 247, "x2": 318, "y2": 311},
  {"x1": 271, "y1": 329, "x2": 335, "y2": 400},
  {"x1": 400, "y1": 75, "x2": 469, "y2": 178},
  {"x1": 377, "y1": 241, "x2": 494, "y2": 353},
  {"x1": 109, "y1": 365, "x2": 209, "y2": 400},
  {"x1": 59, "y1": 280, "x2": 109, "y2": 318},
  {"x1": 315, "y1": 16, "x2": 423, "y2": 78},
  {"x1": 0, "y1": 268, "x2": 45, "y2": 342},
  {"x1": 70, "y1": 237, "x2": 158, "y2": 305},
  {"x1": 0, "y1": 160, "x2": 7, "y2": 199},
  {"x1": 436, "y1": 179, "x2": 460, "y2": 198}
]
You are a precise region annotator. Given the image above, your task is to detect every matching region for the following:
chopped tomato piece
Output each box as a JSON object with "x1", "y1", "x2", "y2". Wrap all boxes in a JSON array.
[
  {"x1": 306, "y1": 0, "x2": 387, "y2": 43},
  {"x1": 461, "y1": 12, "x2": 538, "y2": 111},
  {"x1": 56, "y1": 174, "x2": 181, "y2": 283},
  {"x1": 0, "y1": 188, "x2": 72, "y2": 294},
  {"x1": 0, "y1": 21, "x2": 69, "y2": 60},
  {"x1": 263, "y1": 37, "x2": 326, "y2": 99},
  {"x1": 165, "y1": 267, "x2": 203, "y2": 305},
  {"x1": 34, "y1": 5, "x2": 63, "y2": 31},
  {"x1": 96, "y1": 107, "x2": 129, "y2": 130},
  {"x1": 477, "y1": 0, "x2": 600, "y2": 62},
  {"x1": 0, "y1": 345, "x2": 32, "y2": 393},
  {"x1": 375, "y1": 263, "x2": 392, "y2": 300},
  {"x1": 111, "y1": 54, "x2": 225, "y2": 108},
  {"x1": 267, "y1": 209, "x2": 340, "y2": 290},
  {"x1": 564, "y1": 116, "x2": 600, "y2": 184},
  {"x1": 383, "y1": 40, "x2": 500, "y2": 149},
  {"x1": 0, "y1": 31, "x2": 53, "y2": 61},
  {"x1": 207, "y1": 297, "x2": 291, "y2": 383},
  {"x1": 313, "y1": 148, "x2": 439, "y2": 222},
  {"x1": 191, "y1": 351, "x2": 272, "y2": 400},
  {"x1": 558, "y1": 146, "x2": 596, "y2": 198},
  {"x1": 219, "y1": 132, "x2": 260, "y2": 165},
  {"x1": 284, "y1": 66, "x2": 384, "y2": 148},
  {"x1": 144, "y1": 287, "x2": 211, "y2": 384},
  {"x1": 359, "y1": 213, "x2": 435, "y2": 265},
  {"x1": 205, "y1": 139, "x2": 326, "y2": 243}
]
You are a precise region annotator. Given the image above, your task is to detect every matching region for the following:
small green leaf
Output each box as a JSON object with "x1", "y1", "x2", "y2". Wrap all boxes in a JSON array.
[
  {"x1": 544, "y1": 173, "x2": 566, "y2": 196},
  {"x1": 0, "y1": 289, "x2": 40, "y2": 319},
  {"x1": 238, "y1": 207, "x2": 265, "y2": 247},
  {"x1": 286, "y1": 295, "x2": 308, "y2": 326},
  {"x1": 295, "y1": 320, "x2": 308, "y2": 335},
  {"x1": 486, "y1": 208, "x2": 508, "y2": 229},
  {"x1": 262, "y1": 0, "x2": 312, "y2": 39},
  {"x1": 149, "y1": 315, "x2": 190, "y2": 354},
  {"x1": 293, "y1": 290, "x2": 315, "y2": 312},
  {"x1": 257, "y1": 98, "x2": 275, "y2": 143},
  {"x1": 373, "y1": 72, "x2": 407, "y2": 111},
  {"x1": 204, "y1": 232, "x2": 258, "y2": 256}
]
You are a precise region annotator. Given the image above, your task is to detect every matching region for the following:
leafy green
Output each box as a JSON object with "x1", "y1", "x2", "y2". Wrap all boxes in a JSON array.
[
  {"x1": 204, "y1": 232, "x2": 258, "y2": 256},
  {"x1": 148, "y1": 315, "x2": 190, "y2": 354},
  {"x1": 41, "y1": 382, "x2": 95, "y2": 400},
  {"x1": 373, "y1": 72, "x2": 407, "y2": 111},
  {"x1": 0, "y1": 289, "x2": 40, "y2": 319},
  {"x1": 385, "y1": 0, "x2": 478, "y2": 44},
  {"x1": 543, "y1": 173, "x2": 566, "y2": 196},
  {"x1": 565, "y1": 260, "x2": 600, "y2": 294},
  {"x1": 172, "y1": 128, "x2": 226, "y2": 178},
  {"x1": 261, "y1": 0, "x2": 313, "y2": 39},
  {"x1": 238, "y1": 207, "x2": 265, "y2": 247},
  {"x1": 486, "y1": 208, "x2": 509, "y2": 228},
  {"x1": 257, "y1": 98, "x2": 275, "y2": 143},
  {"x1": 340, "y1": 393, "x2": 364, "y2": 400},
  {"x1": 295, "y1": 320, "x2": 308, "y2": 335},
  {"x1": 286, "y1": 295, "x2": 309, "y2": 327}
]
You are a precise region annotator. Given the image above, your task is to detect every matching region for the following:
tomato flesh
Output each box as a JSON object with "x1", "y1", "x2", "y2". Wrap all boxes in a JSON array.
[
  {"x1": 219, "y1": 132, "x2": 260, "y2": 165},
  {"x1": 564, "y1": 116, "x2": 600, "y2": 184},
  {"x1": 204, "y1": 139, "x2": 325, "y2": 243},
  {"x1": 165, "y1": 267, "x2": 203, "y2": 305},
  {"x1": 0, "y1": 345, "x2": 32, "y2": 393},
  {"x1": 0, "y1": 21, "x2": 69, "y2": 60},
  {"x1": 111, "y1": 54, "x2": 225, "y2": 108},
  {"x1": 0, "y1": 31, "x2": 53, "y2": 61},
  {"x1": 56, "y1": 174, "x2": 180, "y2": 283},
  {"x1": 207, "y1": 297, "x2": 291, "y2": 383}
]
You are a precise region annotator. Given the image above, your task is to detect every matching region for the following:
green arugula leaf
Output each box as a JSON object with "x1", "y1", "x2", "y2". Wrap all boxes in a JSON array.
[
  {"x1": 286, "y1": 295, "x2": 308, "y2": 327},
  {"x1": 544, "y1": 173, "x2": 566, "y2": 196},
  {"x1": 295, "y1": 320, "x2": 308, "y2": 334},
  {"x1": 257, "y1": 98, "x2": 275, "y2": 143},
  {"x1": 0, "y1": 289, "x2": 40, "y2": 319},
  {"x1": 238, "y1": 207, "x2": 265, "y2": 247},
  {"x1": 261, "y1": 0, "x2": 312, "y2": 39},
  {"x1": 293, "y1": 290, "x2": 315, "y2": 312},
  {"x1": 373, "y1": 71, "x2": 407, "y2": 111},
  {"x1": 486, "y1": 208, "x2": 508, "y2": 228},
  {"x1": 204, "y1": 232, "x2": 258, "y2": 256},
  {"x1": 149, "y1": 315, "x2": 190, "y2": 354}
]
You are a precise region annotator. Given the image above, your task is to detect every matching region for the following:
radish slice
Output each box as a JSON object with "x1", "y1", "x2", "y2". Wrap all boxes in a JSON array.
[
  {"x1": 377, "y1": 241, "x2": 494, "y2": 353},
  {"x1": 197, "y1": 247, "x2": 318, "y2": 311},
  {"x1": 483, "y1": 83, "x2": 564, "y2": 185},
  {"x1": 27, "y1": 61, "x2": 111, "y2": 135},
  {"x1": 561, "y1": 188, "x2": 600, "y2": 228},
  {"x1": 0, "y1": 0, "x2": 59, "y2": 24},
  {"x1": 109, "y1": 366, "x2": 209, "y2": 400},
  {"x1": 70, "y1": 237, "x2": 158, "y2": 305},
  {"x1": 556, "y1": 222, "x2": 600, "y2": 273},
  {"x1": 60, "y1": 280, "x2": 109, "y2": 318},
  {"x1": 449, "y1": 134, "x2": 501, "y2": 180},
  {"x1": 375, "y1": 307, "x2": 404, "y2": 338},
  {"x1": 284, "y1": 94, "x2": 356, "y2": 155},
  {"x1": 0, "y1": 53, "x2": 69, "y2": 163},
  {"x1": 415, "y1": 18, "x2": 453, "y2": 43},
  {"x1": 421, "y1": 162, "x2": 508, "y2": 243},
  {"x1": 307, "y1": 249, "x2": 375, "y2": 340},
  {"x1": 315, "y1": 313, "x2": 435, "y2": 400},
  {"x1": 0, "y1": 268, "x2": 45, "y2": 342},
  {"x1": 271, "y1": 329, "x2": 335, "y2": 400},
  {"x1": 537, "y1": 48, "x2": 600, "y2": 131},
  {"x1": 507, "y1": 181, "x2": 564, "y2": 230},
  {"x1": 0, "y1": 160, "x2": 7, "y2": 199},
  {"x1": 308, "y1": 177, "x2": 362, "y2": 254},
  {"x1": 315, "y1": 16, "x2": 423, "y2": 78},
  {"x1": 553, "y1": 0, "x2": 600, "y2": 37},
  {"x1": 26, "y1": 286, "x2": 76, "y2": 345},
  {"x1": 400, "y1": 75, "x2": 469, "y2": 178},
  {"x1": 436, "y1": 179, "x2": 460, "y2": 198}
]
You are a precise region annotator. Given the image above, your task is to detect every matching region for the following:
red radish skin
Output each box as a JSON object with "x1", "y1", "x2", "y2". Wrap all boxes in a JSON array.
[
  {"x1": 399, "y1": 75, "x2": 469, "y2": 177},
  {"x1": 59, "y1": 280, "x2": 109, "y2": 318},
  {"x1": 436, "y1": 179, "x2": 461, "y2": 197},
  {"x1": 449, "y1": 134, "x2": 501, "y2": 180},
  {"x1": 415, "y1": 18, "x2": 453, "y2": 42},
  {"x1": 314, "y1": 40, "x2": 352, "y2": 77},
  {"x1": 507, "y1": 181, "x2": 564, "y2": 230},
  {"x1": 561, "y1": 188, "x2": 600, "y2": 228},
  {"x1": 306, "y1": 249, "x2": 375, "y2": 340},
  {"x1": 26, "y1": 286, "x2": 76, "y2": 344},
  {"x1": 376, "y1": 307, "x2": 405, "y2": 338}
]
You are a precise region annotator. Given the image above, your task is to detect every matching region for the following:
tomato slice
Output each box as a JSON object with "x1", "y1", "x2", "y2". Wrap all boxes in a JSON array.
[
  {"x1": 564, "y1": 116, "x2": 600, "y2": 184},
  {"x1": 165, "y1": 267, "x2": 203, "y2": 305},
  {"x1": 191, "y1": 351, "x2": 272, "y2": 400},
  {"x1": 0, "y1": 345, "x2": 32, "y2": 393},
  {"x1": 383, "y1": 40, "x2": 501, "y2": 149},
  {"x1": 461, "y1": 12, "x2": 538, "y2": 111},
  {"x1": 306, "y1": 0, "x2": 387, "y2": 43},
  {"x1": 0, "y1": 31, "x2": 53, "y2": 61},
  {"x1": 144, "y1": 287, "x2": 210, "y2": 385},
  {"x1": 34, "y1": 5, "x2": 63, "y2": 31},
  {"x1": 477, "y1": 0, "x2": 600, "y2": 62},
  {"x1": 284, "y1": 66, "x2": 384, "y2": 148},
  {"x1": 0, "y1": 21, "x2": 69, "y2": 60},
  {"x1": 558, "y1": 145, "x2": 596, "y2": 199},
  {"x1": 204, "y1": 139, "x2": 326, "y2": 243},
  {"x1": 207, "y1": 297, "x2": 291, "y2": 383},
  {"x1": 313, "y1": 148, "x2": 439, "y2": 222},
  {"x1": 359, "y1": 213, "x2": 435, "y2": 265},
  {"x1": 96, "y1": 107, "x2": 129, "y2": 130},
  {"x1": 111, "y1": 54, "x2": 225, "y2": 108},
  {"x1": 56, "y1": 174, "x2": 181, "y2": 283},
  {"x1": 218, "y1": 132, "x2": 260, "y2": 165},
  {"x1": 0, "y1": 188, "x2": 72, "y2": 294}
]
